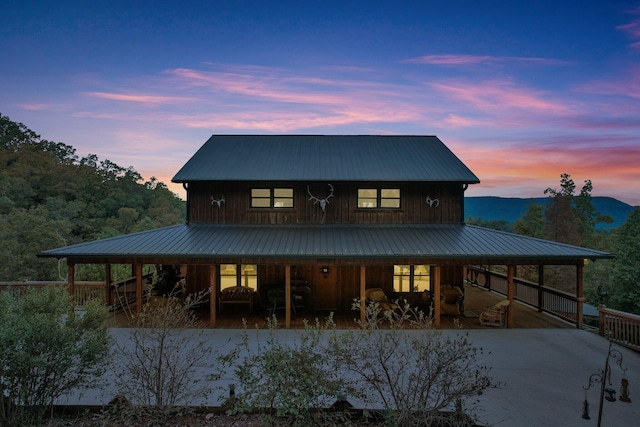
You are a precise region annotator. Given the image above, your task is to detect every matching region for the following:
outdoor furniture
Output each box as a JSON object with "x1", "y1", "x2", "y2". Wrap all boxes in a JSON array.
[
  {"x1": 479, "y1": 300, "x2": 510, "y2": 327},
  {"x1": 219, "y1": 286, "x2": 255, "y2": 313},
  {"x1": 365, "y1": 287, "x2": 399, "y2": 312},
  {"x1": 440, "y1": 284, "x2": 464, "y2": 315}
]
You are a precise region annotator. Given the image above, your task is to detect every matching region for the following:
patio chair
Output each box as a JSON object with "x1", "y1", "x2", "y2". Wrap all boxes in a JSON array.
[
  {"x1": 479, "y1": 300, "x2": 510, "y2": 327},
  {"x1": 365, "y1": 287, "x2": 399, "y2": 312}
]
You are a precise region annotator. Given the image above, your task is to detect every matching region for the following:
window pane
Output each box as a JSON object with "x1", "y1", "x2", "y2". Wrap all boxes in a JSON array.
[
  {"x1": 358, "y1": 189, "x2": 377, "y2": 208},
  {"x1": 381, "y1": 188, "x2": 400, "y2": 208},
  {"x1": 220, "y1": 264, "x2": 237, "y2": 290},
  {"x1": 251, "y1": 188, "x2": 271, "y2": 207},
  {"x1": 251, "y1": 189, "x2": 270, "y2": 197},
  {"x1": 274, "y1": 188, "x2": 293, "y2": 208},
  {"x1": 393, "y1": 265, "x2": 410, "y2": 293},
  {"x1": 413, "y1": 265, "x2": 430, "y2": 292},
  {"x1": 252, "y1": 198, "x2": 272, "y2": 208},
  {"x1": 240, "y1": 264, "x2": 257, "y2": 290}
]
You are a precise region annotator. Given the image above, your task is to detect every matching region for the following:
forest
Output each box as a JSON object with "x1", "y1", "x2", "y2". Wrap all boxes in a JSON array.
[
  {"x1": 1, "y1": 113, "x2": 638, "y2": 315},
  {"x1": 0, "y1": 113, "x2": 185, "y2": 282}
]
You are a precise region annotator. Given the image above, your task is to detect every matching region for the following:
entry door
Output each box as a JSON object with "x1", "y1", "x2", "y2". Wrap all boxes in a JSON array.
[{"x1": 313, "y1": 267, "x2": 338, "y2": 310}]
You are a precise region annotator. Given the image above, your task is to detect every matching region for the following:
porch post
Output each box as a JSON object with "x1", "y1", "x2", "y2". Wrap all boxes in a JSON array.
[
  {"x1": 537, "y1": 264, "x2": 544, "y2": 312},
  {"x1": 135, "y1": 264, "x2": 143, "y2": 313},
  {"x1": 285, "y1": 265, "x2": 291, "y2": 329},
  {"x1": 576, "y1": 261, "x2": 585, "y2": 329},
  {"x1": 67, "y1": 262, "x2": 75, "y2": 297},
  {"x1": 105, "y1": 264, "x2": 112, "y2": 306},
  {"x1": 507, "y1": 265, "x2": 515, "y2": 328},
  {"x1": 210, "y1": 264, "x2": 217, "y2": 328},
  {"x1": 360, "y1": 266, "x2": 366, "y2": 324},
  {"x1": 433, "y1": 266, "x2": 441, "y2": 328}
]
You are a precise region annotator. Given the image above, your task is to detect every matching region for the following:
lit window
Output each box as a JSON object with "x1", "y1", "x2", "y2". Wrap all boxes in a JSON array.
[
  {"x1": 220, "y1": 264, "x2": 257, "y2": 290},
  {"x1": 358, "y1": 188, "x2": 400, "y2": 209},
  {"x1": 393, "y1": 265, "x2": 430, "y2": 293},
  {"x1": 251, "y1": 188, "x2": 293, "y2": 208}
]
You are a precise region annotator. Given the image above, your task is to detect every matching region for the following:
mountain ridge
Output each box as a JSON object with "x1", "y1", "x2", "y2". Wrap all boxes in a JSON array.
[{"x1": 464, "y1": 196, "x2": 636, "y2": 230}]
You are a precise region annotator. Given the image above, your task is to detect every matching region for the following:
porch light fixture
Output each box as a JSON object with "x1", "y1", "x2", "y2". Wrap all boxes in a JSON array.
[
  {"x1": 581, "y1": 337, "x2": 631, "y2": 425},
  {"x1": 321, "y1": 266, "x2": 330, "y2": 278}
]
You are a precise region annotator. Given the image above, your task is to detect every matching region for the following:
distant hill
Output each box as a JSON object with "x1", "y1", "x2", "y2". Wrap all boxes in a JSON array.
[{"x1": 464, "y1": 196, "x2": 636, "y2": 230}]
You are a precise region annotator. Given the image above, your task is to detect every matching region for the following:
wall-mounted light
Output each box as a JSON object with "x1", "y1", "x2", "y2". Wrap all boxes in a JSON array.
[{"x1": 321, "y1": 266, "x2": 330, "y2": 278}]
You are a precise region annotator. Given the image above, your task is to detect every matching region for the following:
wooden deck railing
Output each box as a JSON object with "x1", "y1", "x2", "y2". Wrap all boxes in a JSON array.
[
  {"x1": 599, "y1": 307, "x2": 640, "y2": 352},
  {"x1": 466, "y1": 266, "x2": 579, "y2": 324},
  {"x1": 0, "y1": 281, "x2": 104, "y2": 306}
]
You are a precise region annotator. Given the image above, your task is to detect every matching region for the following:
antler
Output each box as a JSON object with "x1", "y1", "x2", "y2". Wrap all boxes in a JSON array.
[
  {"x1": 211, "y1": 195, "x2": 225, "y2": 208},
  {"x1": 307, "y1": 184, "x2": 334, "y2": 212}
]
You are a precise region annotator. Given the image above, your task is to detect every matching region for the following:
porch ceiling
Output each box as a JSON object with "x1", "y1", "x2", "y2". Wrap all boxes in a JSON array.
[{"x1": 38, "y1": 223, "x2": 612, "y2": 265}]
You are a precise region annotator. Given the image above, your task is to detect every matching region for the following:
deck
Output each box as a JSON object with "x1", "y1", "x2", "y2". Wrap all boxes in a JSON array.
[{"x1": 106, "y1": 283, "x2": 574, "y2": 329}]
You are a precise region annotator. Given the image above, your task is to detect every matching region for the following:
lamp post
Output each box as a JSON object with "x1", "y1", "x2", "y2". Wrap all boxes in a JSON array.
[{"x1": 581, "y1": 338, "x2": 631, "y2": 426}]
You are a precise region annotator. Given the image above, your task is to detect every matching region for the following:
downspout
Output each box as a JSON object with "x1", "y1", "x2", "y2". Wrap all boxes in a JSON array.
[
  {"x1": 461, "y1": 183, "x2": 469, "y2": 223},
  {"x1": 183, "y1": 183, "x2": 190, "y2": 224}
]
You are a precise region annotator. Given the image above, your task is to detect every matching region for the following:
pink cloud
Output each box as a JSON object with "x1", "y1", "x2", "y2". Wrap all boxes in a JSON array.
[{"x1": 84, "y1": 92, "x2": 194, "y2": 104}]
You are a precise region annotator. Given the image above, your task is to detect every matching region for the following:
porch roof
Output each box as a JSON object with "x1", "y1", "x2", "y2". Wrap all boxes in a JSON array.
[{"x1": 38, "y1": 223, "x2": 612, "y2": 264}]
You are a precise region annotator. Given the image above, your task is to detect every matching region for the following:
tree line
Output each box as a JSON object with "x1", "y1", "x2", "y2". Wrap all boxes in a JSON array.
[{"x1": 0, "y1": 113, "x2": 185, "y2": 282}]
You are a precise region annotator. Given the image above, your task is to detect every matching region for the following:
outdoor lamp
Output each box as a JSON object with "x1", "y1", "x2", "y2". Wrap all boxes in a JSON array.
[{"x1": 321, "y1": 266, "x2": 330, "y2": 278}]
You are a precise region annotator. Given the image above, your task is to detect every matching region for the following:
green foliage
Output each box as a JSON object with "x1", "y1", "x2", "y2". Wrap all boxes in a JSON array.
[
  {"x1": 608, "y1": 208, "x2": 640, "y2": 314},
  {"x1": 465, "y1": 216, "x2": 513, "y2": 232},
  {"x1": 0, "y1": 286, "x2": 110, "y2": 425},
  {"x1": 0, "y1": 113, "x2": 185, "y2": 281},
  {"x1": 513, "y1": 202, "x2": 545, "y2": 239},
  {"x1": 232, "y1": 316, "x2": 354, "y2": 426}
]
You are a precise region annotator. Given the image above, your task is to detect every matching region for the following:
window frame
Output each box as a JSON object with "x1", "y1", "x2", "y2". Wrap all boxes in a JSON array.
[
  {"x1": 219, "y1": 264, "x2": 258, "y2": 290},
  {"x1": 393, "y1": 265, "x2": 431, "y2": 293},
  {"x1": 357, "y1": 188, "x2": 401, "y2": 209},
  {"x1": 250, "y1": 187, "x2": 294, "y2": 209}
]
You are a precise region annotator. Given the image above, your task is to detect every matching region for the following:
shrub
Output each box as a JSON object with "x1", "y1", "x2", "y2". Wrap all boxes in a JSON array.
[
  {"x1": 0, "y1": 286, "x2": 110, "y2": 425},
  {"x1": 111, "y1": 290, "x2": 227, "y2": 420}
]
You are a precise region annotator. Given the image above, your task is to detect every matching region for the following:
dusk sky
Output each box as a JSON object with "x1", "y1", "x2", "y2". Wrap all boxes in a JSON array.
[{"x1": 2, "y1": 1, "x2": 639, "y2": 205}]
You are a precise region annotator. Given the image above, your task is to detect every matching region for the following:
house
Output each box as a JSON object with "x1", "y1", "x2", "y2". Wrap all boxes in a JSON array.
[{"x1": 39, "y1": 135, "x2": 612, "y2": 328}]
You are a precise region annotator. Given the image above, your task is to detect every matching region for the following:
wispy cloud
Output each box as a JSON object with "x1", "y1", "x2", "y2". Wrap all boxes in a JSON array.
[
  {"x1": 403, "y1": 54, "x2": 568, "y2": 66},
  {"x1": 84, "y1": 92, "x2": 194, "y2": 104},
  {"x1": 617, "y1": 6, "x2": 640, "y2": 48}
]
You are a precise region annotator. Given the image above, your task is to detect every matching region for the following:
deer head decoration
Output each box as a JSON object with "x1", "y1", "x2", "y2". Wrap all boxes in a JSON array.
[
  {"x1": 426, "y1": 195, "x2": 440, "y2": 208},
  {"x1": 211, "y1": 195, "x2": 225, "y2": 208},
  {"x1": 307, "y1": 184, "x2": 334, "y2": 212}
]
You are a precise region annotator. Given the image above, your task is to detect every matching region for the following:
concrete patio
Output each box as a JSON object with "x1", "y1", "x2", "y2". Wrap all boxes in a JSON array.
[{"x1": 68, "y1": 327, "x2": 639, "y2": 426}]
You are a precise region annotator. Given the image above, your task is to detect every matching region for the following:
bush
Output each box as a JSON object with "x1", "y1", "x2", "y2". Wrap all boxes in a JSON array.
[
  {"x1": 0, "y1": 286, "x2": 110, "y2": 425},
  {"x1": 111, "y1": 290, "x2": 227, "y2": 420}
]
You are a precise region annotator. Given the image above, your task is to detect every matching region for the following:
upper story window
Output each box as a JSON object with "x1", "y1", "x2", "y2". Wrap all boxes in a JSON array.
[
  {"x1": 393, "y1": 265, "x2": 430, "y2": 293},
  {"x1": 357, "y1": 188, "x2": 401, "y2": 209},
  {"x1": 220, "y1": 264, "x2": 258, "y2": 290},
  {"x1": 251, "y1": 188, "x2": 294, "y2": 208}
]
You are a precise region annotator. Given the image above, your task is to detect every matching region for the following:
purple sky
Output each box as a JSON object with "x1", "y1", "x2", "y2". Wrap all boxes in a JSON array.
[{"x1": 1, "y1": 1, "x2": 639, "y2": 205}]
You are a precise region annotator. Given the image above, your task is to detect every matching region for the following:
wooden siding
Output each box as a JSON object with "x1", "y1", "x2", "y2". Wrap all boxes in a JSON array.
[{"x1": 188, "y1": 181, "x2": 465, "y2": 225}]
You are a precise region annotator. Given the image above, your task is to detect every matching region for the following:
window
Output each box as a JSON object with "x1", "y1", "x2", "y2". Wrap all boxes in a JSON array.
[
  {"x1": 358, "y1": 188, "x2": 400, "y2": 209},
  {"x1": 251, "y1": 188, "x2": 293, "y2": 208},
  {"x1": 220, "y1": 264, "x2": 258, "y2": 290},
  {"x1": 393, "y1": 265, "x2": 430, "y2": 293}
]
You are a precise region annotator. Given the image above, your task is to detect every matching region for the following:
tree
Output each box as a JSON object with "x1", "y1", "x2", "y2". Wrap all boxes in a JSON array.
[
  {"x1": 0, "y1": 286, "x2": 110, "y2": 425},
  {"x1": 608, "y1": 208, "x2": 640, "y2": 314},
  {"x1": 513, "y1": 202, "x2": 546, "y2": 239}
]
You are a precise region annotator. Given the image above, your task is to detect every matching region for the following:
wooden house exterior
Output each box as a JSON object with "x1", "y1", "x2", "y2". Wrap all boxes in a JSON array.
[{"x1": 39, "y1": 135, "x2": 612, "y2": 328}]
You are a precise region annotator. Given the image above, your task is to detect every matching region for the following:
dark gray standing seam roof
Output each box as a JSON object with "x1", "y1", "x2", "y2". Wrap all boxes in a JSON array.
[
  {"x1": 38, "y1": 224, "x2": 611, "y2": 262},
  {"x1": 171, "y1": 135, "x2": 481, "y2": 183}
]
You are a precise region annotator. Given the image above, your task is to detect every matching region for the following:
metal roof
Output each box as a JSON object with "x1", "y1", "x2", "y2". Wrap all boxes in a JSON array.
[
  {"x1": 39, "y1": 224, "x2": 611, "y2": 263},
  {"x1": 172, "y1": 135, "x2": 480, "y2": 183}
]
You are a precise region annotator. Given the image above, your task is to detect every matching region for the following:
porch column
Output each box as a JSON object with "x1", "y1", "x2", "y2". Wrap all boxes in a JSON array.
[
  {"x1": 135, "y1": 264, "x2": 143, "y2": 313},
  {"x1": 285, "y1": 265, "x2": 291, "y2": 329},
  {"x1": 433, "y1": 266, "x2": 441, "y2": 328},
  {"x1": 507, "y1": 265, "x2": 515, "y2": 328},
  {"x1": 360, "y1": 266, "x2": 366, "y2": 324},
  {"x1": 210, "y1": 264, "x2": 218, "y2": 328},
  {"x1": 67, "y1": 263, "x2": 75, "y2": 297},
  {"x1": 105, "y1": 264, "x2": 112, "y2": 306},
  {"x1": 537, "y1": 264, "x2": 544, "y2": 312},
  {"x1": 576, "y1": 261, "x2": 585, "y2": 329}
]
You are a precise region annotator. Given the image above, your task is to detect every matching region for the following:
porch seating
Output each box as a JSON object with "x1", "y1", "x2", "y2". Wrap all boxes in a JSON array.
[
  {"x1": 440, "y1": 284, "x2": 464, "y2": 315},
  {"x1": 479, "y1": 299, "x2": 510, "y2": 327},
  {"x1": 365, "y1": 287, "x2": 398, "y2": 312},
  {"x1": 219, "y1": 286, "x2": 255, "y2": 312}
]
